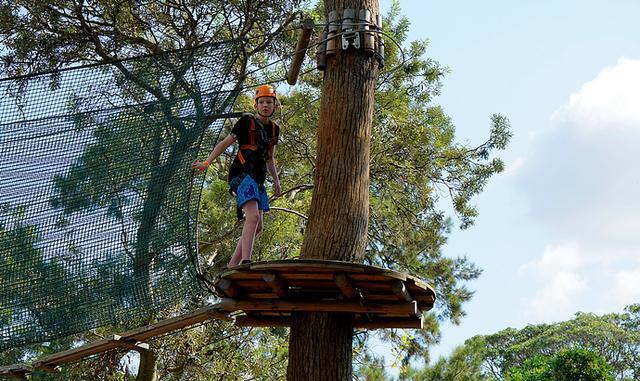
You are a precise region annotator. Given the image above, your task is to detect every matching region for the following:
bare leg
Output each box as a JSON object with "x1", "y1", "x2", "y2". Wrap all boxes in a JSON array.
[
  {"x1": 228, "y1": 239, "x2": 243, "y2": 267},
  {"x1": 228, "y1": 200, "x2": 261, "y2": 267},
  {"x1": 240, "y1": 201, "x2": 262, "y2": 262},
  {"x1": 255, "y1": 210, "x2": 264, "y2": 236}
]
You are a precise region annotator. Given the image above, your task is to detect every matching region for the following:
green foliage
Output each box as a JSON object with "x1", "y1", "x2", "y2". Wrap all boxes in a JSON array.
[
  {"x1": 354, "y1": 351, "x2": 392, "y2": 381},
  {"x1": 0, "y1": 0, "x2": 302, "y2": 78},
  {"x1": 506, "y1": 349, "x2": 614, "y2": 381},
  {"x1": 149, "y1": 319, "x2": 289, "y2": 380},
  {"x1": 427, "y1": 306, "x2": 640, "y2": 381},
  {"x1": 551, "y1": 349, "x2": 614, "y2": 381},
  {"x1": 400, "y1": 336, "x2": 488, "y2": 381},
  {"x1": 505, "y1": 355, "x2": 551, "y2": 381},
  {"x1": 481, "y1": 309, "x2": 640, "y2": 380}
]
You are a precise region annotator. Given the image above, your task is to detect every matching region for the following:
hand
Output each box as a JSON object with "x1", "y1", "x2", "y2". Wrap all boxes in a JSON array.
[
  {"x1": 191, "y1": 161, "x2": 209, "y2": 174},
  {"x1": 273, "y1": 182, "x2": 282, "y2": 197}
]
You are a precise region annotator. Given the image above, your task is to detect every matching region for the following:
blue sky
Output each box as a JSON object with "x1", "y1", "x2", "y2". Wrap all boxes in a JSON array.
[{"x1": 380, "y1": 0, "x2": 640, "y2": 363}]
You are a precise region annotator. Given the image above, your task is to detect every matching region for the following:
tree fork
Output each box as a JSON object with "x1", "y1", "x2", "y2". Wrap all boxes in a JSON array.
[{"x1": 287, "y1": 0, "x2": 380, "y2": 380}]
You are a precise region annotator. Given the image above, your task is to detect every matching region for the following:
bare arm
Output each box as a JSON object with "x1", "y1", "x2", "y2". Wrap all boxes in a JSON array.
[{"x1": 191, "y1": 134, "x2": 237, "y2": 173}]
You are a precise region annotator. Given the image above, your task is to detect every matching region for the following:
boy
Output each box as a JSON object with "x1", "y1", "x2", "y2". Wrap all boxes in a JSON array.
[{"x1": 192, "y1": 84, "x2": 282, "y2": 267}]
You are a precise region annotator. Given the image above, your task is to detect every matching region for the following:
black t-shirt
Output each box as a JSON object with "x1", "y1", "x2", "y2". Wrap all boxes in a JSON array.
[{"x1": 228, "y1": 114, "x2": 279, "y2": 185}]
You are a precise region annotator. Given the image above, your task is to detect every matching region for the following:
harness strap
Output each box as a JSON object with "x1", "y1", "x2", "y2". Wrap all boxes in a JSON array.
[
  {"x1": 237, "y1": 115, "x2": 277, "y2": 164},
  {"x1": 269, "y1": 121, "x2": 277, "y2": 152},
  {"x1": 238, "y1": 117, "x2": 257, "y2": 164},
  {"x1": 249, "y1": 116, "x2": 256, "y2": 146}
]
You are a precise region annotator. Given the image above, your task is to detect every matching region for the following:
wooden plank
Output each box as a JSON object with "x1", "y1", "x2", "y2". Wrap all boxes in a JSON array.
[
  {"x1": 362, "y1": 294, "x2": 433, "y2": 310},
  {"x1": 358, "y1": 293, "x2": 402, "y2": 302},
  {"x1": 34, "y1": 335, "x2": 122, "y2": 368},
  {"x1": 119, "y1": 341, "x2": 150, "y2": 351},
  {"x1": 35, "y1": 363, "x2": 59, "y2": 373},
  {"x1": 223, "y1": 272, "x2": 268, "y2": 280},
  {"x1": 406, "y1": 283, "x2": 436, "y2": 297},
  {"x1": 229, "y1": 279, "x2": 273, "y2": 289},
  {"x1": 357, "y1": 318, "x2": 423, "y2": 330},
  {"x1": 0, "y1": 305, "x2": 238, "y2": 378},
  {"x1": 283, "y1": 280, "x2": 338, "y2": 288},
  {"x1": 250, "y1": 261, "x2": 367, "y2": 273},
  {"x1": 285, "y1": 289, "x2": 343, "y2": 300},
  {"x1": 219, "y1": 298, "x2": 417, "y2": 316},
  {"x1": 348, "y1": 273, "x2": 407, "y2": 282},
  {"x1": 391, "y1": 281, "x2": 413, "y2": 302},
  {"x1": 415, "y1": 295, "x2": 436, "y2": 306},
  {"x1": 407, "y1": 277, "x2": 433, "y2": 292},
  {"x1": 214, "y1": 260, "x2": 436, "y2": 302},
  {"x1": 236, "y1": 316, "x2": 290, "y2": 327},
  {"x1": 334, "y1": 273, "x2": 359, "y2": 300},
  {"x1": 17, "y1": 304, "x2": 232, "y2": 374},
  {"x1": 0, "y1": 364, "x2": 31, "y2": 378},
  {"x1": 255, "y1": 266, "x2": 359, "y2": 273},
  {"x1": 227, "y1": 272, "x2": 337, "y2": 282},
  {"x1": 234, "y1": 316, "x2": 423, "y2": 329},
  {"x1": 263, "y1": 272, "x2": 288, "y2": 298},
  {"x1": 243, "y1": 292, "x2": 279, "y2": 299},
  {"x1": 119, "y1": 304, "x2": 231, "y2": 342},
  {"x1": 355, "y1": 279, "x2": 402, "y2": 287},
  {"x1": 217, "y1": 278, "x2": 240, "y2": 298},
  {"x1": 221, "y1": 260, "x2": 430, "y2": 285},
  {"x1": 273, "y1": 272, "x2": 336, "y2": 281}
]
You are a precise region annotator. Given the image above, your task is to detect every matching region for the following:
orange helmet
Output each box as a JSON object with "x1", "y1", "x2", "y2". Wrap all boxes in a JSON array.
[{"x1": 254, "y1": 84, "x2": 277, "y2": 101}]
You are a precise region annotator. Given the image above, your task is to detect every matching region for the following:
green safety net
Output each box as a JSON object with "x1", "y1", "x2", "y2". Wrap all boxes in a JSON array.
[{"x1": 0, "y1": 42, "x2": 240, "y2": 350}]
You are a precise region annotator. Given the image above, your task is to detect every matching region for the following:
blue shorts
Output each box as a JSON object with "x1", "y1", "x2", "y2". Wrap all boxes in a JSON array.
[{"x1": 235, "y1": 175, "x2": 270, "y2": 212}]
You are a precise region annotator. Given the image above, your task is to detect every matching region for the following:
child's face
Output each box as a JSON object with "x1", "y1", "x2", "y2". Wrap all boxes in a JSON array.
[{"x1": 255, "y1": 97, "x2": 276, "y2": 117}]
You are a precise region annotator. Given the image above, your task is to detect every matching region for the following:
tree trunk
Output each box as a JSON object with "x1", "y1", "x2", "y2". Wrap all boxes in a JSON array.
[{"x1": 287, "y1": 0, "x2": 379, "y2": 380}]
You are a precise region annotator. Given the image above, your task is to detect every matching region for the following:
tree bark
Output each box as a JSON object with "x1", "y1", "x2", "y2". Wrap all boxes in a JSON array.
[{"x1": 287, "y1": 0, "x2": 379, "y2": 380}]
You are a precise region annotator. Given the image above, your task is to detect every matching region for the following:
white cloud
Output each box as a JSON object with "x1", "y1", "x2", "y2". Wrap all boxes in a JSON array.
[
  {"x1": 516, "y1": 57, "x2": 640, "y2": 246},
  {"x1": 516, "y1": 59, "x2": 640, "y2": 321},
  {"x1": 520, "y1": 241, "x2": 640, "y2": 322},
  {"x1": 520, "y1": 242, "x2": 583, "y2": 273},
  {"x1": 503, "y1": 156, "x2": 527, "y2": 177},
  {"x1": 610, "y1": 267, "x2": 640, "y2": 306},
  {"x1": 526, "y1": 270, "x2": 588, "y2": 322},
  {"x1": 518, "y1": 239, "x2": 640, "y2": 321},
  {"x1": 520, "y1": 243, "x2": 589, "y2": 321},
  {"x1": 552, "y1": 58, "x2": 640, "y2": 133}
]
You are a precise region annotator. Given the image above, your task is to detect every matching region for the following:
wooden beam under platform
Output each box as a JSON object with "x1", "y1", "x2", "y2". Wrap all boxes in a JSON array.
[
  {"x1": 334, "y1": 272, "x2": 359, "y2": 300},
  {"x1": 263, "y1": 271, "x2": 288, "y2": 298},
  {"x1": 214, "y1": 259, "x2": 436, "y2": 329},
  {"x1": 220, "y1": 298, "x2": 418, "y2": 316},
  {"x1": 391, "y1": 280, "x2": 413, "y2": 302},
  {"x1": 235, "y1": 315, "x2": 423, "y2": 330}
]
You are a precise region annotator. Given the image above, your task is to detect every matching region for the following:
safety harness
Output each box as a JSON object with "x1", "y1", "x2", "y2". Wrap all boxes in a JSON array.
[
  {"x1": 229, "y1": 114, "x2": 278, "y2": 220},
  {"x1": 237, "y1": 114, "x2": 278, "y2": 165}
]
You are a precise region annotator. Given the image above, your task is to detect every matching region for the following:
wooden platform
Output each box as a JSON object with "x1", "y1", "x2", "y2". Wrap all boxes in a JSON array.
[
  {"x1": 214, "y1": 259, "x2": 436, "y2": 329},
  {"x1": 1, "y1": 260, "x2": 435, "y2": 378}
]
